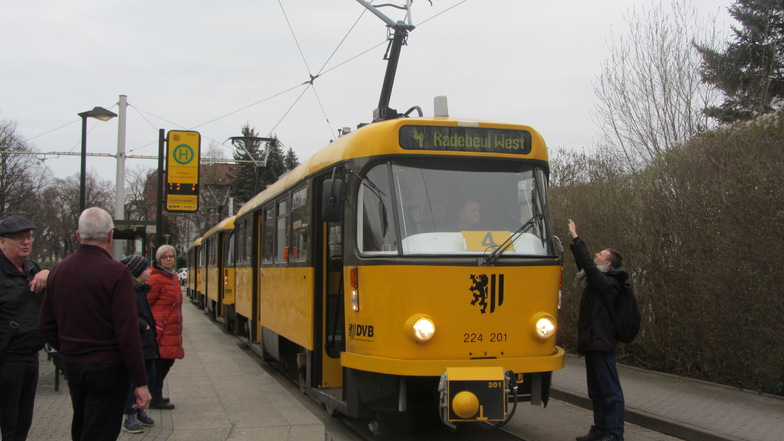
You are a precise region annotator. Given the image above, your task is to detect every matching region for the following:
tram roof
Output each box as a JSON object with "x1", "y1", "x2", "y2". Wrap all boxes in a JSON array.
[
  {"x1": 188, "y1": 236, "x2": 203, "y2": 250},
  {"x1": 235, "y1": 117, "x2": 547, "y2": 219},
  {"x1": 202, "y1": 215, "x2": 236, "y2": 239}
]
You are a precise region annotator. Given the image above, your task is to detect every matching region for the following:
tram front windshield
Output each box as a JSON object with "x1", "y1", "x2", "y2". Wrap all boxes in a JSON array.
[{"x1": 357, "y1": 160, "x2": 553, "y2": 257}]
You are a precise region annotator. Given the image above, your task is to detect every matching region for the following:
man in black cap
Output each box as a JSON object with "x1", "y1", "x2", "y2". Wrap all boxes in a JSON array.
[{"x1": 0, "y1": 215, "x2": 50, "y2": 441}]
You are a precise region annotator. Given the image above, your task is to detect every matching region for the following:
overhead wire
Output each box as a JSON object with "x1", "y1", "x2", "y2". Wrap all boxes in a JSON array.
[
  {"x1": 416, "y1": 0, "x2": 470, "y2": 26},
  {"x1": 317, "y1": 41, "x2": 388, "y2": 78},
  {"x1": 139, "y1": 0, "x2": 470, "y2": 145},
  {"x1": 263, "y1": 0, "x2": 473, "y2": 144},
  {"x1": 23, "y1": 120, "x2": 78, "y2": 142},
  {"x1": 19, "y1": 1, "x2": 471, "y2": 163},
  {"x1": 20, "y1": 103, "x2": 119, "y2": 155},
  {"x1": 267, "y1": 84, "x2": 312, "y2": 136},
  {"x1": 128, "y1": 103, "x2": 235, "y2": 158},
  {"x1": 275, "y1": 0, "x2": 338, "y2": 143},
  {"x1": 191, "y1": 82, "x2": 307, "y2": 130},
  {"x1": 131, "y1": 105, "x2": 184, "y2": 132},
  {"x1": 278, "y1": 0, "x2": 313, "y2": 77},
  {"x1": 315, "y1": 7, "x2": 368, "y2": 76},
  {"x1": 122, "y1": 104, "x2": 173, "y2": 155}
]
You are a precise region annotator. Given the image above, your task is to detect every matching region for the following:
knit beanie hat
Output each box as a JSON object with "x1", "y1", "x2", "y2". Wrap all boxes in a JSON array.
[{"x1": 121, "y1": 255, "x2": 150, "y2": 279}]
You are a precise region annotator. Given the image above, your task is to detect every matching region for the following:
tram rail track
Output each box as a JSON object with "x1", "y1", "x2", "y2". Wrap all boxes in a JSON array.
[
  {"x1": 211, "y1": 309, "x2": 686, "y2": 441},
  {"x1": 337, "y1": 415, "x2": 534, "y2": 441}
]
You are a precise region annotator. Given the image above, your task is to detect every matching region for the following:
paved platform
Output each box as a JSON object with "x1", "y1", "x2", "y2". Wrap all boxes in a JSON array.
[
  {"x1": 28, "y1": 301, "x2": 325, "y2": 441},
  {"x1": 26, "y1": 298, "x2": 784, "y2": 441},
  {"x1": 551, "y1": 354, "x2": 784, "y2": 441}
]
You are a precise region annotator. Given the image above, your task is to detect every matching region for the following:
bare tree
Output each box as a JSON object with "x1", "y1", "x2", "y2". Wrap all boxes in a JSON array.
[
  {"x1": 125, "y1": 165, "x2": 157, "y2": 221},
  {"x1": 203, "y1": 142, "x2": 225, "y2": 162},
  {"x1": 30, "y1": 172, "x2": 114, "y2": 265},
  {"x1": 592, "y1": 0, "x2": 724, "y2": 170},
  {"x1": 0, "y1": 120, "x2": 48, "y2": 218}
]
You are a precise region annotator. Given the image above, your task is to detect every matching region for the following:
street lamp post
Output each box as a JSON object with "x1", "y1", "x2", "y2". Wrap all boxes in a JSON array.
[{"x1": 78, "y1": 106, "x2": 117, "y2": 215}]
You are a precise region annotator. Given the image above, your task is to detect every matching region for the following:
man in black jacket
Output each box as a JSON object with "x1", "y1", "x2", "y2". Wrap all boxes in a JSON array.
[
  {"x1": 569, "y1": 219, "x2": 627, "y2": 441},
  {"x1": 0, "y1": 215, "x2": 49, "y2": 441}
]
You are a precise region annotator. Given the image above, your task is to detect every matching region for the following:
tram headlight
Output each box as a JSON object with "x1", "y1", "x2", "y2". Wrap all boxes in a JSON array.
[
  {"x1": 405, "y1": 314, "x2": 435, "y2": 343},
  {"x1": 532, "y1": 314, "x2": 556, "y2": 340}
]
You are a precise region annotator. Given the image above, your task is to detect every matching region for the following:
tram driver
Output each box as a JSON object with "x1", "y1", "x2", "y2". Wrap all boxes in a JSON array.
[{"x1": 456, "y1": 200, "x2": 481, "y2": 230}]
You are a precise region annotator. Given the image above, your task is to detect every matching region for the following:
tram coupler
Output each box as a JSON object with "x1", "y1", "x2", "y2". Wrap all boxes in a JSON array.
[{"x1": 438, "y1": 367, "x2": 507, "y2": 426}]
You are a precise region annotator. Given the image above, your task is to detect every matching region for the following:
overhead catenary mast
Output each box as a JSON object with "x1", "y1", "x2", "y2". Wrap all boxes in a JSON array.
[{"x1": 355, "y1": 0, "x2": 416, "y2": 122}]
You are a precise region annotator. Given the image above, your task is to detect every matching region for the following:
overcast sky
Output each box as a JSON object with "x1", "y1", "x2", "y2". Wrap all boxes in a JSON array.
[{"x1": 2, "y1": 0, "x2": 733, "y2": 185}]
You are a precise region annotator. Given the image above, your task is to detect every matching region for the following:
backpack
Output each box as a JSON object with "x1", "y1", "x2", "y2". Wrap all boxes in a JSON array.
[{"x1": 611, "y1": 282, "x2": 641, "y2": 344}]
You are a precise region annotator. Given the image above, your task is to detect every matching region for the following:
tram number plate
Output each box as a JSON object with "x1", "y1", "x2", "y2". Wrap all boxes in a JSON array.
[{"x1": 463, "y1": 333, "x2": 507, "y2": 343}]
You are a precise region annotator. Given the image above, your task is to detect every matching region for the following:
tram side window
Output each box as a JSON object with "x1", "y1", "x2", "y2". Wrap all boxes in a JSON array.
[
  {"x1": 236, "y1": 220, "x2": 246, "y2": 266},
  {"x1": 209, "y1": 238, "x2": 218, "y2": 267},
  {"x1": 225, "y1": 232, "x2": 235, "y2": 267},
  {"x1": 262, "y1": 206, "x2": 274, "y2": 264},
  {"x1": 276, "y1": 199, "x2": 290, "y2": 263},
  {"x1": 243, "y1": 218, "x2": 252, "y2": 264},
  {"x1": 291, "y1": 186, "x2": 309, "y2": 262},
  {"x1": 328, "y1": 225, "x2": 342, "y2": 261}
]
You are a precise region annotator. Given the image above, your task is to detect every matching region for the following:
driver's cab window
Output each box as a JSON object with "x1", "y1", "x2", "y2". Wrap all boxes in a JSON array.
[{"x1": 356, "y1": 163, "x2": 397, "y2": 255}]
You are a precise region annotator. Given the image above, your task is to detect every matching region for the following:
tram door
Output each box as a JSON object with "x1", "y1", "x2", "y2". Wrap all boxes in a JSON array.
[
  {"x1": 324, "y1": 221, "x2": 345, "y2": 358},
  {"x1": 319, "y1": 175, "x2": 345, "y2": 388}
]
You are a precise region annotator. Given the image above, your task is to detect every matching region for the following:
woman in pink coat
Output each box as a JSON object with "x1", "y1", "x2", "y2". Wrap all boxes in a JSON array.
[{"x1": 146, "y1": 245, "x2": 183, "y2": 409}]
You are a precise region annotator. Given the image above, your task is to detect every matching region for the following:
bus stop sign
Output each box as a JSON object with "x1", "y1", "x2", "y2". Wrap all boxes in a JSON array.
[{"x1": 166, "y1": 130, "x2": 200, "y2": 212}]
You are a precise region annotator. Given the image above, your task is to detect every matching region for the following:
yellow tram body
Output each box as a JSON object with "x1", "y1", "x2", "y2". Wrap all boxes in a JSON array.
[
  {"x1": 233, "y1": 266, "x2": 253, "y2": 330},
  {"x1": 186, "y1": 237, "x2": 202, "y2": 303},
  {"x1": 259, "y1": 267, "x2": 314, "y2": 349},
  {"x1": 197, "y1": 249, "x2": 207, "y2": 307},
  {"x1": 341, "y1": 265, "x2": 563, "y2": 375},
  {"x1": 202, "y1": 216, "x2": 236, "y2": 322},
  {"x1": 219, "y1": 116, "x2": 564, "y2": 426}
]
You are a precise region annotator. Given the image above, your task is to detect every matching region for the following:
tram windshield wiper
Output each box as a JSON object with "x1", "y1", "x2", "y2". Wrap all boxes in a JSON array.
[
  {"x1": 348, "y1": 169, "x2": 390, "y2": 235},
  {"x1": 482, "y1": 214, "x2": 544, "y2": 266},
  {"x1": 347, "y1": 169, "x2": 386, "y2": 199}
]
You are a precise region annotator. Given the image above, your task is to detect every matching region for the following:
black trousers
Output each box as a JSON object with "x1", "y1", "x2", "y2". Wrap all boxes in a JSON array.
[
  {"x1": 124, "y1": 359, "x2": 156, "y2": 414},
  {"x1": 64, "y1": 363, "x2": 130, "y2": 441},
  {"x1": 0, "y1": 357, "x2": 39, "y2": 441},
  {"x1": 150, "y1": 358, "x2": 175, "y2": 401},
  {"x1": 585, "y1": 352, "x2": 625, "y2": 439}
]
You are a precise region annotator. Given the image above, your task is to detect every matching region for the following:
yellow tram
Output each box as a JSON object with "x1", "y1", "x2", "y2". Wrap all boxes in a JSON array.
[
  {"x1": 201, "y1": 216, "x2": 236, "y2": 327},
  {"x1": 186, "y1": 237, "x2": 202, "y2": 307},
  {"x1": 225, "y1": 115, "x2": 564, "y2": 429}
]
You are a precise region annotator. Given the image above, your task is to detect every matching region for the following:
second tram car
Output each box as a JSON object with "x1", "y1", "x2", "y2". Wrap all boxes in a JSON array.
[
  {"x1": 186, "y1": 237, "x2": 202, "y2": 307},
  {"x1": 218, "y1": 115, "x2": 565, "y2": 429},
  {"x1": 201, "y1": 216, "x2": 236, "y2": 327}
]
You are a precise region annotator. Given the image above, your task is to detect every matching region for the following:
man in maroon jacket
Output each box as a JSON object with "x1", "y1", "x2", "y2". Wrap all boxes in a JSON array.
[{"x1": 39, "y1": 207, "x2": 151, "y2": 441}]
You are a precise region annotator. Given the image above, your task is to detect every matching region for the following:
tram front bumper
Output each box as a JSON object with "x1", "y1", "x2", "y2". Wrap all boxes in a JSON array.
[{"x1": 439, "y1": 366, "x2": 507, "y2": 422}]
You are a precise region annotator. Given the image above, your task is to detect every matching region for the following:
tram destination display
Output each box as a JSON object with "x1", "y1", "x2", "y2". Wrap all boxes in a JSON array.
[{"x1": 399, "y1": 125, "x2": 532, "y2": 154}]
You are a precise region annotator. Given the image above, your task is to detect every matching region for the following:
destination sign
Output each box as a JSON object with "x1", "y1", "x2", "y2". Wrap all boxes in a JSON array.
[
  {"x1": 399, "y1": 125, "x2": 532, "y2": 154},
  {"x1": 167, "y1": 182, "x2": 199, "y2": 196}
]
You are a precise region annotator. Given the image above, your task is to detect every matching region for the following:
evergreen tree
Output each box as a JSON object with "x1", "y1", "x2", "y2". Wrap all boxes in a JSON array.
[
  {"x1": 696, "y1": 0, "x2": 784, "y2": 122},
  {"x1": 227, "y1": 125, "x2": 296, "y2": 204},
  {"x1": 256, "y1": 137, "x2": 288, "y2": 192},
  {"x1": 284, "y1": 147, "x2": 299, "y2": 171},
  {"x1": 228, "y1": 124, "x2": 265, "y2": 204}
]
